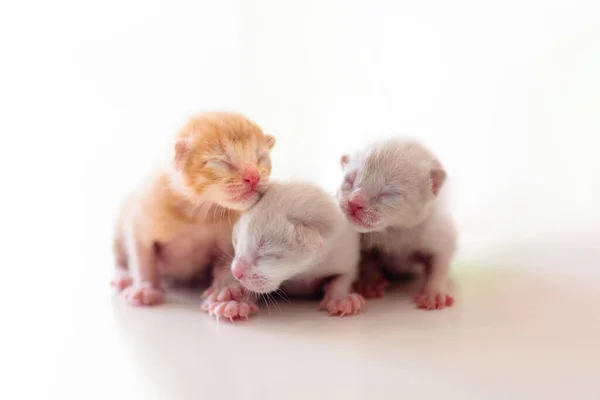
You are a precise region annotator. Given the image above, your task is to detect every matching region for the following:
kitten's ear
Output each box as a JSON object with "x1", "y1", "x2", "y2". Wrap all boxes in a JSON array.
[
  {"x1": 265, "y1": 135, "x2": 276, "y2": 150},
  {"x1": 292, "y1": 222, "x2": 323, "y2": 251},
  {"x1": 174, "y1": 139, "x2": 190, "y2": 171},
  {"x1": 430, "y1": 167, "x2": 446, "y2": 196},
  {"x1": 340, "y1": 154, "x2": 350, "y2": 169}
]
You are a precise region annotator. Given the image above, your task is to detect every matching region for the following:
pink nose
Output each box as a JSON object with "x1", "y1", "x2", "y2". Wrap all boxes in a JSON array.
[
  {"x1": 348, "y1": 193, "x2": 366, "y2": 215},
  {"x1": 242, "y1": 166, "x2": 260, "y2": 190},
  {"x1": 232, "y1": 259, "x2": 250, "y2": 280}
]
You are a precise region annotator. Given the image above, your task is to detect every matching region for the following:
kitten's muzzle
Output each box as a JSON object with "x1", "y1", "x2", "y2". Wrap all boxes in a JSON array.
[
  {"x1": 232, "y1": 258, "x2": 272, "y2": 292},
  {"x1": 232, "y1": 258, "x2": 251, "y2": 280},
  {"x1": 241, "y1": 165, "x2": 260, "y2": 190},
  {"x1": 344, "y1": 193, "x2": 373, "y2": 227},
  {"x1": 343, "y1": 202, "x2": 379, "y2": 231},
  {"x1": 348, "y1": 193, "x2": 366, "y2": 215}
]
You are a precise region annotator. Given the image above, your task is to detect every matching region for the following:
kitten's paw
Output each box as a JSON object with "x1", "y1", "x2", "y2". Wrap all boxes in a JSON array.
[
  {"x1": 354, "y1": 277, "x2": 388, "y2": 299},
  {"x1": 201, "y1": 285, "x2": 244, "y2": 309},
  {"x1": 122, "y1": 283, "x2": 165, "y2": 306},
  {"x1": 320, "y1": 293, "x2": 365, "y2": 317},
  {"x1": 111, "y1": 274, "x2": 133, "y2": 292},
  {"x1": 413, "y1": 290, "x2": 454, "y2": 310},
  {"x1": 205, "y1": 300, "x2": 258, "y2": 322}
]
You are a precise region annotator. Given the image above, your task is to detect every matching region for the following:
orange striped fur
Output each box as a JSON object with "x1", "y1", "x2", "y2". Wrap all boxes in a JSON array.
[{"x1": 113, "y1": 112, "x2": 275, "y2": 304}]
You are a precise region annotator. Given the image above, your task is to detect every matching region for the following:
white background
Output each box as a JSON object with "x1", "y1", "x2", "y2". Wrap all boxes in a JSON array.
[
  {"x1": 2, "y1": 0, "x2": 598, "y2": 264},
  {"x1": 1, "y1": 1, "x2": 599, "y2": 399}
]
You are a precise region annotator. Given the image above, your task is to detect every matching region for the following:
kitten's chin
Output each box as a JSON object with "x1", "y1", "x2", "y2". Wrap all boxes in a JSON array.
[
  {"x1": 207, "y1": 189, "x2": 261, "y2": 211},
  {"x1": 350, "y1": 223, "x2": 379, "y2": 233},
  {"x1": 240, "y1": 281, "x2": 279, "y2": 294},
  {"x1": 350, "y1": 224, "x2": 374, "y2": 233},
  {"x1": 224, "y1": 193, "x2": 261, "y2": 211},
  {"x1": 345, "y1": 213, "x2": 381, "y2": 232}
]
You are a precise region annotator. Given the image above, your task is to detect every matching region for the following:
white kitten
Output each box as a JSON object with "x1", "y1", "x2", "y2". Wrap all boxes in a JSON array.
[
  {"x1": 338, "y1": 138, "x2": 457, "y2": 310},
  {"x1": 231, "y1": 181, "x2": 366, "y2": 317}
]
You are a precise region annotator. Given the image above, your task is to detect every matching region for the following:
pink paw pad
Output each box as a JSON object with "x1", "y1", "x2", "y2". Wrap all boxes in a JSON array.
[
  {"x1": 111, "y1": 275, "x2": 133, "y2": 292},
  {"x1": 122, "y1": 284, "x2": 165, "y2": 306},
  {"x1": 206, "y1": 300, "x2": 258, "y2": 322},
  {"x1": 354, "y1": 277, "x2": 388, "y2": 299},
  {"x1": 320, "y1": 293, "x2": 366, "y2": 317},
  {"x1": 413, "y1": 292, "x2": 454, "y2": 310},
  {"x1": 201, "y1": 285, "x2": 244, "y2": 310}
]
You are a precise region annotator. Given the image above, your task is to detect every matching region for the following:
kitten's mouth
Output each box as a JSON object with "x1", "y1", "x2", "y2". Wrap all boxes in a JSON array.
[
  {"x1": 341, "y1": 204, "x2": 372, "y2": 228},
  {"x1": 230, "y1": 190, "x2": 259, "y2": 204},
  {"x1": 343, "y1": 208, "x2": 378, "y2": 230},
  {"x1": 349, "y1": 214, "x2": 373, "y2": 229},
  {"x1": 239, "y1": 275, "x2": 275, "y2": 294}
]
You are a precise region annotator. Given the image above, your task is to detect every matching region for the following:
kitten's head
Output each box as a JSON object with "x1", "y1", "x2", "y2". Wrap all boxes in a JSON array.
[
  {"x1": 338, "y1": 139, "x2": 446, "y2": 232},
  {"x1": 171, "y1": 112, "x2": 276, "y2": 211},
  {"x1": 230, "y1": 183, "x2": 336, "y2": 293}
]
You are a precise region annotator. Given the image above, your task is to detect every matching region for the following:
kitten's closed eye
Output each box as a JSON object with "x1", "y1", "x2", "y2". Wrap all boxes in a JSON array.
[
  {"x1": 375, "y1": 191, "x2": 402, "y2": 202},
  {"x1": 343, "y1": 173, "x2": 356, "y2": 189},
  {"x1": 206, "y1": 159, "x2": 234, "y2": 171},
  {"x1": 260, "y1": 252, "x2": 285, "y2": 260}
]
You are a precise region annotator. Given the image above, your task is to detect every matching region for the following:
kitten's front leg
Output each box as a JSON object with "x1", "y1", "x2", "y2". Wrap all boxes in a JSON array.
[
  {"x1": 320, "y1": 274, "x2": 366, "y2": 317},
  {"x1": 201, "y1": 262, "x2": 258, "y2": 321},
  {"x1": 413, "y1": 254, "x2": 454, "y2": 310},
  {"x1": 120, "y1": 231, "x2": 165, "y2": 306},
  {"x1": 353, "y1": 250, "x2": 389, "y2": 299}
]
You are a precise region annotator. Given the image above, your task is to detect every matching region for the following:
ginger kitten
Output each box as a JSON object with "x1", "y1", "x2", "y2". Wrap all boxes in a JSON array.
[{"x1": 113, "y1": 112, "x2": 275, "y2": 310}]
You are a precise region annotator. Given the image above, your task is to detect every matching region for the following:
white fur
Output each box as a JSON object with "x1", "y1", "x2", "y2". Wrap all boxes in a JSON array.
[
  {"x1": 339, "y1": 138, "x2": 457, "y2": 297},
  {"x1": 232, "y1": 181, "x2": 360, "y2": 298}
]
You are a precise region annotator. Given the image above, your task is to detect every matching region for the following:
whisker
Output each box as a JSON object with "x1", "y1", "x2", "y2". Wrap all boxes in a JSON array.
[
  {"x1": 202, "y1": 204, "x2": 211, "y2": 223},
  {"x1": 267, "y1": 293, "x2": 278, "y2": 313},
  {"x1": 382, "y1": 232, "x2": 390, "y2": 255},
  {"x1": 214, "y1": 248, "x2": 233, "y2": 265},
  {"x1": 275, "y1": 289, "x2": 291, "y2": 303},
  {"x1": 268, "y1": 293, "x2": 281, "y2": 312},
  {"x1": 266, "y1": 293, "x2": 276, "y2": 313},
  {"x1": 260, "y1": 294, "x2": 271, "y2": 314},
  {"x1": 213, "y1": 246, "x2": 225, "y2": 259},
  {"x1": 214, "y1": 253, "x2": 233, "y2": 265}
]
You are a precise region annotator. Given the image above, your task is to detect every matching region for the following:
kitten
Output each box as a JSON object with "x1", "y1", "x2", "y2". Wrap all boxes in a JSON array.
[
  {"x1": 223, "y1": 181, "x2": 365, "y2": 319},
  {"x1": 337, "y1": 138, "x2": 456, "y2": 310},
  {"x1": 113, "y1": 112, "x2": 275, "y2": 314}
]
